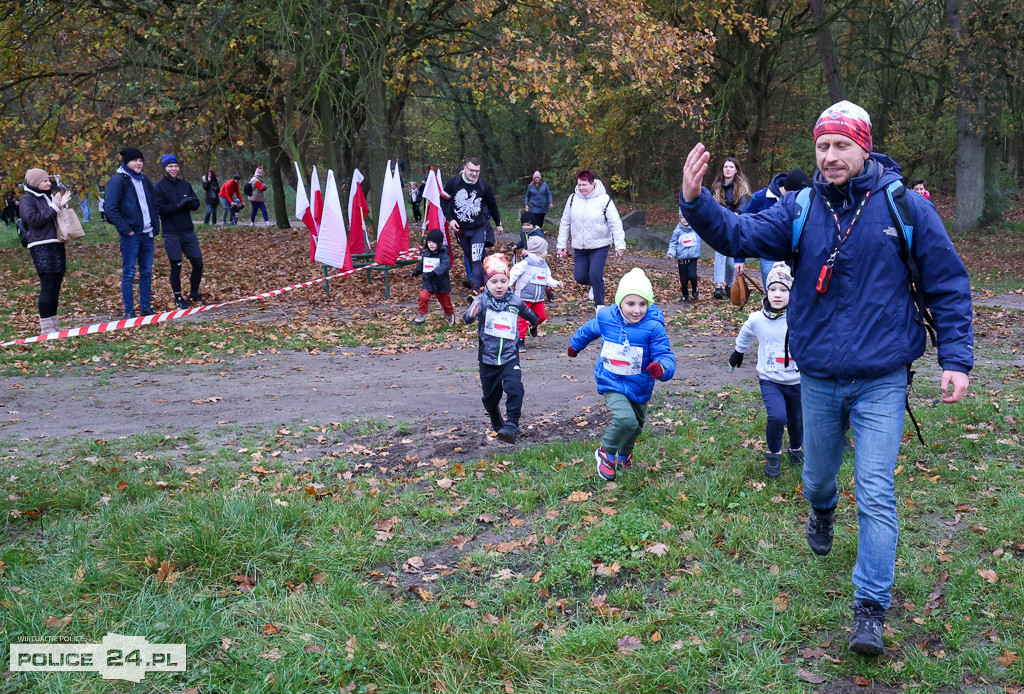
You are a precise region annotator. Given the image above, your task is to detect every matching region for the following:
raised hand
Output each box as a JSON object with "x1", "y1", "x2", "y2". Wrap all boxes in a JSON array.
[{"x1": 681, "y1": 142, "x2": 711, "y2": 203}]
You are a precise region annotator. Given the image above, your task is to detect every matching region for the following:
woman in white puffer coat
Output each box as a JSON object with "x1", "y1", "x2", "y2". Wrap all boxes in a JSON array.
[{"x1": 556, "y1": 169, "x2": 625, "y2": 311}]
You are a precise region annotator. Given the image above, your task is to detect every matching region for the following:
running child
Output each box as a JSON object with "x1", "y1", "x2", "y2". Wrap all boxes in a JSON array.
[
  {"x1": 509, "y1": 236, "x2": 562, "y2": 351},
  {"x1": 464, "y1": 254, "x2": 539, "y2": 444},
  {"x1": 412, "y1": 228, "x2": 455, "y2": 326},
  {"x1": 666, "y1": 212, "x2": 700, "y2": 302},
  {"x1": 728, "y1": 262, "x2": 802, "y2": 478},
  {"x1": 568, "y1": 268, "x2": 676, "y2": 480}
]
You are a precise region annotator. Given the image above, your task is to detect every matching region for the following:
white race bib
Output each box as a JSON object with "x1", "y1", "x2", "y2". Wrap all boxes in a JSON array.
[
  {"x1": 484, "y1": 310, "x2": 517, "y2": 340},
  {"x1": 530, "y1": 273, "x2": 547, "y2": 286},
  {"x1": 763, "y1": 341, "x2": 797, "y2": 372},
  {"x1": 681, "y1": 231, "x2": 698, "y2": 247},
  {"x1": 422, "y1": 256, "x2": 440, "y2": 273},
  {"x1": 600, "y1": 341, "x2": 643, "y2": 376}
]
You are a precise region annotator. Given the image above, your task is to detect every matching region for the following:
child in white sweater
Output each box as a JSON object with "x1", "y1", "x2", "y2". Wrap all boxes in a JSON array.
[{"x1": 729, "y1": 262, "x2": 802, "y2": 478}]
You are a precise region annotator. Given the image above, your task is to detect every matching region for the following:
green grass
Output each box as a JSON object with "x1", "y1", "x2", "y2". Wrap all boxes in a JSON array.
[{"x1": 1, "y1": 371, "x2": 1022, "y2": 693}]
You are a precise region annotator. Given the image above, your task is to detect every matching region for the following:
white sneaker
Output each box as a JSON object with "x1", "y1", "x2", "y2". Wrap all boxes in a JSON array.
[
  {"x1": 595, "y1": 304, "x2": 604, "y2": 315},
  {"x1": 588, "y1": 287, "x2": 594, "y2": 301}
]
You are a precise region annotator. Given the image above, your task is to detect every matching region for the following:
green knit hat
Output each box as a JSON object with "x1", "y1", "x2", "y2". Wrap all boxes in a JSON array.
[{"x1": 614, "y1": 268, "x2": 655, "y2": 306}]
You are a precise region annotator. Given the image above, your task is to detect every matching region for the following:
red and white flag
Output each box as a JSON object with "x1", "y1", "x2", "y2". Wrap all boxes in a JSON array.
[
  {"x1": 314, "y1": 170, "x2": 353, "y2": 271},
  {"x1": 295, "y1": 162, "x2": 319, "y2": 263},
  {"x1": 347, "y1": 168, "x2": 371, "y2": 254},
  {"x1": 311, "y1": 166, "x2": 324, "y2": 227},
  {"x1": 423, "y1": 166, "x2": 452, "y2": 264},
  {"x1": 374, "y1": 160, "x2": 410, "y2": 266}
]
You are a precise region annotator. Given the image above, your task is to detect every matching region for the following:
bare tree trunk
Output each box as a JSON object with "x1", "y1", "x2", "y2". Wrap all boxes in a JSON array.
[
  {"x1": 255, "y1": 107, "x2": 292, "y2": 229},
  {"x1": 947, "y1": 0, "x2": 984, "y2": 233},
  {"x1": 809, "y1": 0, "x2": 846, "y2": 102}
]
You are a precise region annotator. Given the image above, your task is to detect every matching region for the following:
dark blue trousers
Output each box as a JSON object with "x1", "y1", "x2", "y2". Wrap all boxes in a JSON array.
[{"x1": 759, "y1": 378, "x2": 803, "y2": 453}]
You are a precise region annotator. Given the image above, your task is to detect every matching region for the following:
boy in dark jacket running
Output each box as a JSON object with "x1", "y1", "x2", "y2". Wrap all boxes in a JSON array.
[
  {"x1": 412, "y1": 228, "x2": 454, "y2": 326},
  {"x1": 464, "y1": 254, "x2": 538, "y2": 444},
  {"x1": 154, "y1": 154, "x2": 204, "y2": 309}
]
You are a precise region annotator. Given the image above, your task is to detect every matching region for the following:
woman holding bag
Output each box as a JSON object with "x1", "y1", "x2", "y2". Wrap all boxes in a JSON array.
[{"x1": 19, "y1": 168, "x2": 72, "y2": 333}]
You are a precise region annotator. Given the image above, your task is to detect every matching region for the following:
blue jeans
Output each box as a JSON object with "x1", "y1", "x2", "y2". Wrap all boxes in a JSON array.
[
  {"x1": 801, "y1": 369, "x2": 908, "y2": 609},
  {"x1": 79, "y1": 197, "x2": 91, "y2": 223},
  {"x1": 759, "y1": 258, "x2": 774, "y2": 289},
  {"x1": 714, "y1": 252, "x2": 735, "y2": 287},
  {"x1": 573, "y1": 245, "x2": 610, "y2": 306},
  {"x1": 119, "y1": 233, "x2": 155, "y2": 314},
  {"x1": 204, "y1": 201, "x2": 219, "y2": 225}
]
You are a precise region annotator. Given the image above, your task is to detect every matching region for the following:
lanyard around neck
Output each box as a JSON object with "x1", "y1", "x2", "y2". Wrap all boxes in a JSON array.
[{"x1": 815, "y1": 189, "x2": 873, "y2": 294}]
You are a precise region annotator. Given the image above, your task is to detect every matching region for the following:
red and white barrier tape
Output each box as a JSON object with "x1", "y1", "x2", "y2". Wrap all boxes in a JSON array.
[{"x1": 2, "y1": 248, "x2": 421, "y2": 347}]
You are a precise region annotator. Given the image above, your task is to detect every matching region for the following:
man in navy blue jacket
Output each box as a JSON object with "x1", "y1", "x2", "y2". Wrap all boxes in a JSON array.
[
  {"x1": 105, "y1": 148, "x2": 161, "y2": 318},
  {"x1": 680, "y1": 101, "x2": 973, "y2": 658}
]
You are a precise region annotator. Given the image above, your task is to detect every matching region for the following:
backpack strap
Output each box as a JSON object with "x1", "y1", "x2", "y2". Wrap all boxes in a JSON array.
[
  {"x1": 790, "y1": 187, "x2": 814, "y2": 253},
  {"x1": 603, "y1": 198, "x2": 611, "y2": 222},
  {"x1": 884, "y1": 181, "x2": 938, "y2": 347}
]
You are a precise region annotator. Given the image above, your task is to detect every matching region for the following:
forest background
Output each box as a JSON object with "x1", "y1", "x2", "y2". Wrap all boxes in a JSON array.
[{"x1": 1, "y1": 0, "x2": 1022, "y2": 234}]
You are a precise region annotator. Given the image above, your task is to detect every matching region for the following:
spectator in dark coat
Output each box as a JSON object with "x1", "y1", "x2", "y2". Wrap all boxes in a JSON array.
[
  {"x1": 19, "y1": 168, "x2": 73, "y2": 333},
  {"x1": 154, "y1": 154, "x2": 204, "y2": 310},
  {"x1": 105, "y1": 147, "x2": 160, "y2": 318}
]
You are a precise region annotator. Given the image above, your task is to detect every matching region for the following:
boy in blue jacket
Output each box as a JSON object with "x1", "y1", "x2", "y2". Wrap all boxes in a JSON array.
[{"x1": 568, "y1": 268, "x2": 676, "y2": 481}]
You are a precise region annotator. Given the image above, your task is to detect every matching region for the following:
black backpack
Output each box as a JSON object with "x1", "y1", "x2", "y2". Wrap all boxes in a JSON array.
[{"x1": 243, "y1": 181, "x2": 254, "y2": 197}]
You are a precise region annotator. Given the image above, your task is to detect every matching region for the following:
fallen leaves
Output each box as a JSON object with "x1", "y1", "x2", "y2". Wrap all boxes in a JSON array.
[
  {"x1": 795, "y1": 668, "x2": 826, "y2": 684},
  {"x1": 616, "y1": 635, "x2": 642, "y2": 653},
  {"x1": 566, "y1": 490, "x2": 591, "y2": 503},
  {"x1": 977, "y1": 567, "x2": 999, "y2": 584}
]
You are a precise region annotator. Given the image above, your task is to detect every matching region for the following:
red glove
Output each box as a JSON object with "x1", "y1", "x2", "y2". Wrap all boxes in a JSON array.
[
  {"x1": 567, "y1": 346, "x2": 579, "y2": 358},
  {"x1": 646, "y1": 361, "x2": 664, "y2": 379}
]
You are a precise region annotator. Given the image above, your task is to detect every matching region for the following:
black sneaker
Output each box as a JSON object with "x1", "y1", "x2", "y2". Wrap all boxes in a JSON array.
[
  {"x1": 124, "y1": 312, "x2": 137, "y2": 320},
  {"x1": 174, "y1": 296, "x2": 190, "y2": 310},
  {"x1": 188, "y1": 293, "x2": 205, "y2": 305},
  {"x1": 496, "y1": 424, "x2": 518, "y2": 444},
  {"x1": 789, "y1": 448, "x2": 804, "y2": 466},
  {"x1": 682, "y1": 296, "x2": 691, "y2": 304},
  {"x1": 140, "y1": 309, "x2": 157, "y2": 317},
  {"x1": 713, "y1": 287, "x2": 725, "y2": 300},
  {"x1": 850, "y1": 600, "x2": 886, "y2": 656},
  {"x1": 517, "y1": 338, "x2": 526, "y2": 352},
  {"x1": 763, "y1": 452, "x2": 781, "y2": 478},
  {"x1": 806, "y1": 505, "x2": 836, "y2": 556}
]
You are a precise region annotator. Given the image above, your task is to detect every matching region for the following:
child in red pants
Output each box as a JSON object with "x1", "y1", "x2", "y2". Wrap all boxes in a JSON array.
[
  {"x1": 412, "y1": 228, "x2": 455, "y2": 326},
  {"x1": 509, "y1": 236, "x2": 562, "y2": 351}
]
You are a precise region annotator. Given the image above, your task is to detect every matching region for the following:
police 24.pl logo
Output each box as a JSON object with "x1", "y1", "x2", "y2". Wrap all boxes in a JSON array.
[{"x1": 10, "y1": 632, "x2": 185, "y2": 682}]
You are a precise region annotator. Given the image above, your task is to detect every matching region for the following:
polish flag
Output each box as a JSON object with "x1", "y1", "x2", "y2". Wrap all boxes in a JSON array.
[
  {"x1": 423, "y1": 167, "x2": 452, "y2": 264},
  {"x1": 314, "y1": 170, "x2": 353, "y2": 271},
  {"x1": 347, "y1": 168, "x2": 371, "y2": 254},
  {"x1": 295, "y1": 162, "x2": 319, "y2": 263},
  {"x1": 311, "y1": 166, "x2": 324, "y2": 227},
  {"x1": 374, "y1": 160, "x2": 410, "y2": 266}
]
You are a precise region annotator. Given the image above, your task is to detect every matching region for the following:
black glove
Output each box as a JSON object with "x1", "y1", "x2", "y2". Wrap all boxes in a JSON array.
[
  {"x1": 729, "y1": 350, "x2": 744, "y2": 368},
  {"x1": 412, "y1": 266, "x2": 422, "y2": 277}
]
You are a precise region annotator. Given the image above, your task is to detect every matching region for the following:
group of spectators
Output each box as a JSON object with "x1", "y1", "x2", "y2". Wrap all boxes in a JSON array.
[{"x1": 16, "y1": 148, "x2": 273, "y2": 326}]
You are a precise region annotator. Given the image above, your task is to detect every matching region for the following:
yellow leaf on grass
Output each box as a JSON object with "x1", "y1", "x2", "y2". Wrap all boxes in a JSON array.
[{"x1": 567, "y1": 490, "x2": 591, "y2": 503}]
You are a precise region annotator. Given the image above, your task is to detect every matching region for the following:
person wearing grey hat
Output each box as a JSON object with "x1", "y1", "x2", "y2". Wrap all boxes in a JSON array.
[{"x1": 19, "y1": 167, "x2": 74, "y2": 332}]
